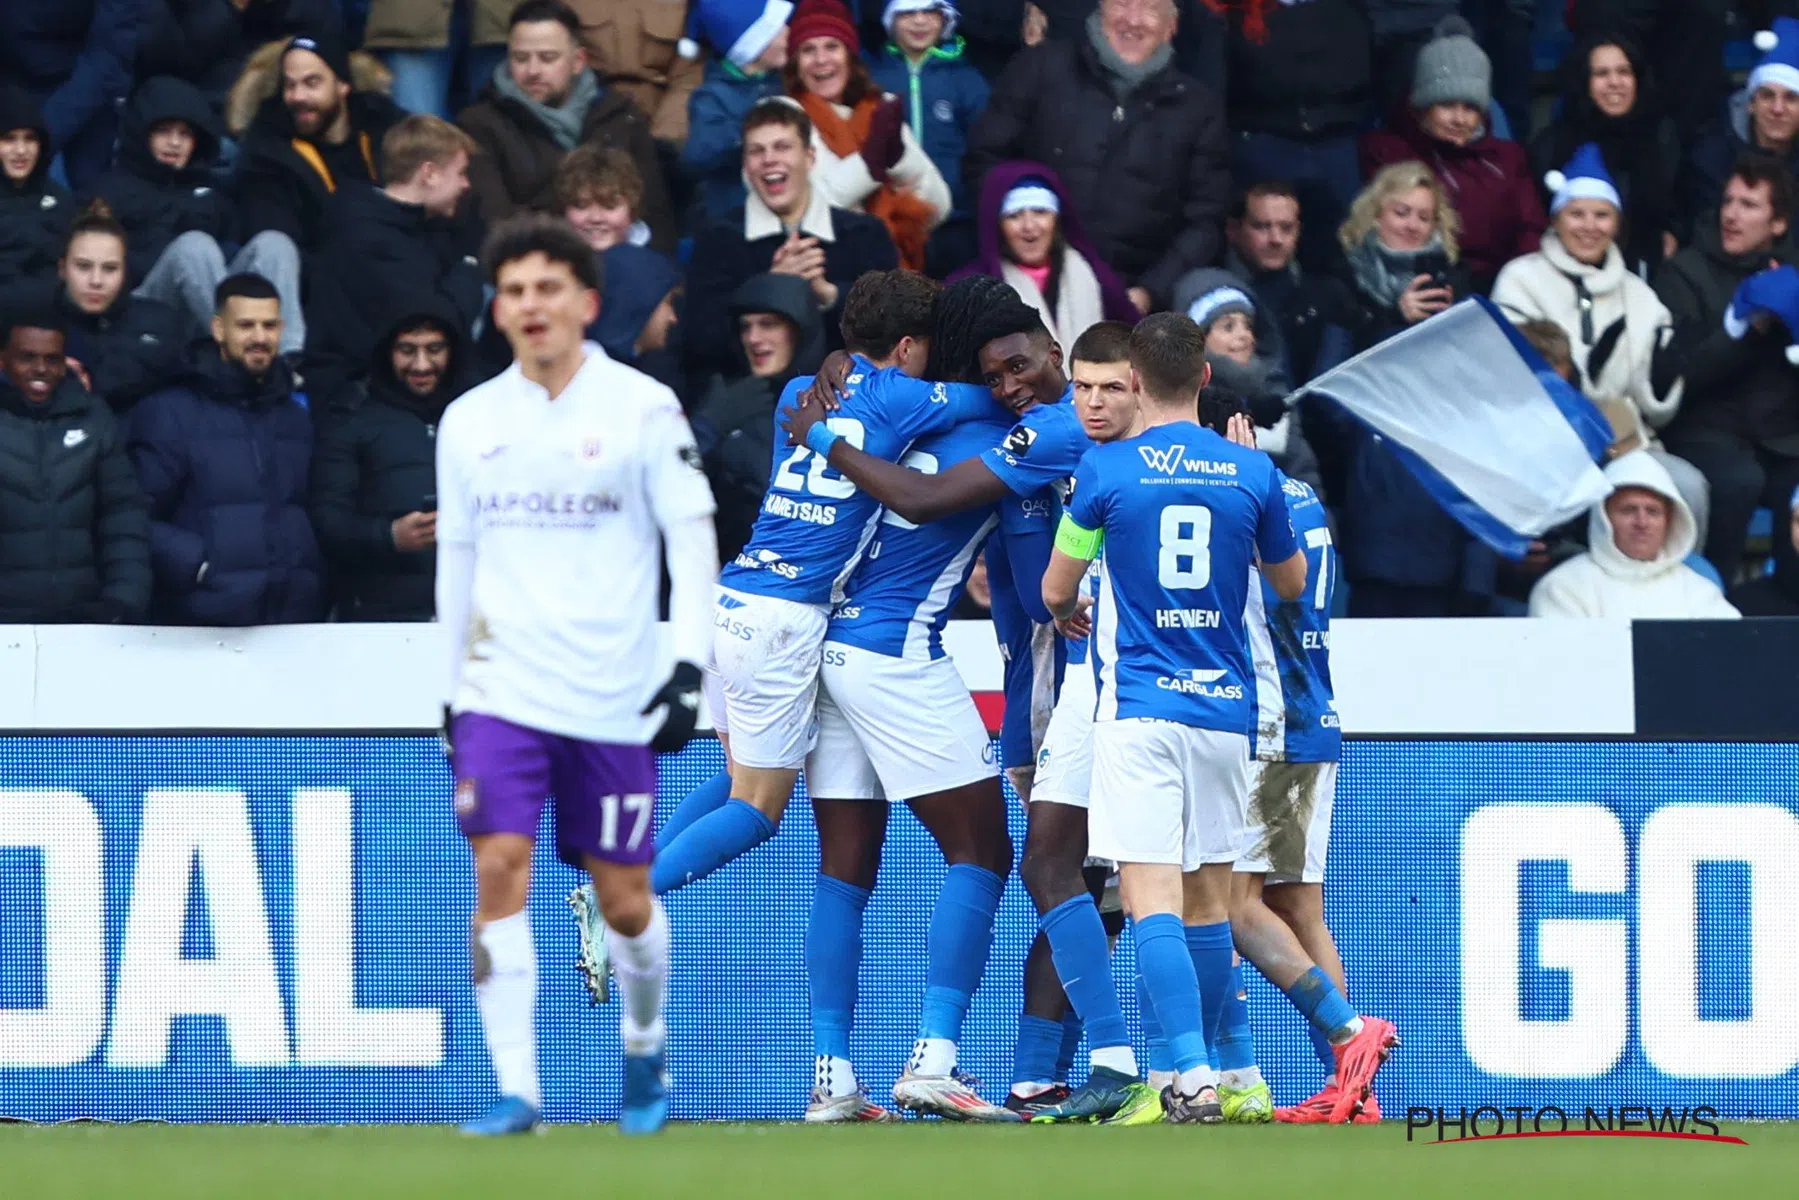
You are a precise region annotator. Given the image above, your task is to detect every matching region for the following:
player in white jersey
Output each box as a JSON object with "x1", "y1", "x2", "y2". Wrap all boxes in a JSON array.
[{"x1": 436, "y1": 216, "x2": 717, "y2": 1136}]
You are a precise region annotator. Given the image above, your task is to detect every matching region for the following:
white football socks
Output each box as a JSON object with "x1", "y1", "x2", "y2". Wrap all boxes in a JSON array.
[
  {"x1": 1221, "y1": 1066, "x2": 1264, "y2": 1090},
  {"x1": 606, "y1": 897, "x2": 670, "y2": 1057},
  {"x1": 909, "y1": 1037, "x2": 957, "y2": 1078},
  {"x1": 1089, "y1": 1045, "x2": 1139, "y2": 1077},
  {"x1": 474, "y1": 911, "x2": 541, "y2": 1108},
  {"x1": 815, "y1": 1055, "x2": 861, "y2": 1098}
]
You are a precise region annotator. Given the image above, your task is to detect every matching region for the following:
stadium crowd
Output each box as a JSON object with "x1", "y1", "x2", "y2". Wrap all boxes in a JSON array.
[{"x1": 6, "y1": 0, "x2": 1799, "y2": 625}]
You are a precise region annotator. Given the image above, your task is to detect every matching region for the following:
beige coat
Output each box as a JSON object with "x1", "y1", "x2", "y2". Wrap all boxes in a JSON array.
[
  {"x1": 362, "y1": 0, "x2": 513, "y2": 51},
  {"x1": 571, "y1": 0, "x2": 701, "y2": 145}
]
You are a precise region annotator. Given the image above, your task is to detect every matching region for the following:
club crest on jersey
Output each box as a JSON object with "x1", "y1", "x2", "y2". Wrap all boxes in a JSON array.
[
  {"x1": 678, "y1": 443, "x2": 704, "y2": 470},
  {"x1": 454, "y1": 778, "x2": 479, "y2": 815},
  {"x1": 1003, "y1": 426, "x2": 1037, "y2": 456},
  {"x1": 581, "y1": 438, "x2": 603, "y2": 459}
]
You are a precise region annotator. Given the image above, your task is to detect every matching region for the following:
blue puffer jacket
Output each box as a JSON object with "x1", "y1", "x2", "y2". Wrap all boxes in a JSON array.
[
  {"x1": 867, "y1": 39, "x2": 989, "y2": 219},
  {"x1": 681, "y1": 58, "x2": 785, "y2": 221},
  {"x1": 128, "y1": 346, "x2": 325, "y2": 626}
]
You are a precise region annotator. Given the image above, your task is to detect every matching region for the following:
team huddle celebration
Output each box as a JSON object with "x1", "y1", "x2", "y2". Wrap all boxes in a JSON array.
[{"x1": 442, "y1": 214, "x2": 1394, "y2": 1138}]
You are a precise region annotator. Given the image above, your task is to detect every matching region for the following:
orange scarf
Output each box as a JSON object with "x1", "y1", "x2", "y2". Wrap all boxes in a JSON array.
[{"x1": 799, "y1": 93, "x2": 934, "y2": 271}]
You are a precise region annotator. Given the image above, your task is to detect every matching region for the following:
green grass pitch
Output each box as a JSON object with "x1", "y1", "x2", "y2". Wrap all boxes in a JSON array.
[{"x1": 3, "y1": 1122, "x2": 1793, "y2": 1199}]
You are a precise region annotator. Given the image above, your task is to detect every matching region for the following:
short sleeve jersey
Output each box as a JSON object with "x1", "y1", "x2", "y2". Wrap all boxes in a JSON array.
[
  {"x1": 1245, "y1": 474, "x2": 1340, "y2": 762},
  {"x1": 979, "y1": 390, "x2": 1092, "y2": 498},
  {"x1": 1068, "y1": 421, "x2": 1298, "y2": 736},
  {"x1": 718, "y1": 357, "x2": 994, "y2": 605}
]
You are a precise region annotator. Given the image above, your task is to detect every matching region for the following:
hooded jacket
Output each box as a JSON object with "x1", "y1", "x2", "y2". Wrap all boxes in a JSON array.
[
  {"x1": 84, "y1": 76, "x2": 234, "y2": 285},
  {"x1": 311, "y1": 298, "x2": 465, "y2": 621},
  {"x1": 457, "y1": 69, "x2": 675, "y2": 250},
  {"x1": 964, "y1": 34, "x2": 1230, "y2": 307},
  {"x1": 1530, "y1": 451, "x2": 1739, "y2": 618},
  {"x1": 868, "y1": 38, "x2": 991, "y2": 219},
  {"x1": 229, "y1": 41, "x2": 405, "y2": 252},
  {"x1": 1653, "y1": 219, "x2": 1799, "y2": 452},
  {"x1": 0, "y1": 0, "x2": 137, "y2": 153},
  {"x1": 0, "y1": 87, "x2": 73, "y2": 291},
  {"x1": 0, "y1": 369, "x2": 149, "y2": 622},
  {"x1": 55, "y1": 284, "x2": 189, "y2": 413},
  {"x1": 1361, "y1": 104, "x2": 1546, "y2": 293},
  {"x1": 128, "y1": 344, "x2": 324, "y2": 626},
  {"x1": 951, "y1": 161, "x2": 1139, "y2": 353},
  {"x1": 691, "y1": 273, "x2": 824, "y2": 563},
  {"x1": 303, "y1": 182, "x2": 485, "y2": 402}
]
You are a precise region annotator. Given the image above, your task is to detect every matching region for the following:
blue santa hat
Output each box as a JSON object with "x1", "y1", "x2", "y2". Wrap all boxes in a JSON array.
[
  {"x1": 1725, "y1": 263, "x2": 1799, "y2": 366},
  {"x1": 883, "y1": 0, "x2": 959, "y2": 41},
  {"x1": 1751, "y1": 17, "x2": 1799, "y2": 97},
  {"x1": 1543, "y1": 143, "x2": 1621, "y2": 217},
  {"x1": 680, "y1": 0, "x2": 795, "y2": 66}
]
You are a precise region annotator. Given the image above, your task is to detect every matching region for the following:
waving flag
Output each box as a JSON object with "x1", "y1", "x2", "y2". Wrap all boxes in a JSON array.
[{"x1": 1299, "y1": 297, "x2": 1613, "y2": 559}]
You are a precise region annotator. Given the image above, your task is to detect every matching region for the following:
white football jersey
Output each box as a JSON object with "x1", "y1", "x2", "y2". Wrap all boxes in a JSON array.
[{"x1": 436, "y1": 343, "x2": 715, "y2": 742}]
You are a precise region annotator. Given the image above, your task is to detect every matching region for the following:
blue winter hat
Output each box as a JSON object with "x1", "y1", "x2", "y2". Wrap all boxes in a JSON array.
[
  {"x1": 1725, "y1": 263, "x2": 1799, "y2": 365},
  {"x1": 1751, "y1": 18, "x2": 1799, "y2": 97},
  {"x1": 680, "y1": 0, "x2": 795, "y2": 66},
  {"x1": 884, "y1": 0, "x2": 958, "y2": 41},
  {"x1": 1544, "y1": 142, "x2": 1622, "y2": 217}
]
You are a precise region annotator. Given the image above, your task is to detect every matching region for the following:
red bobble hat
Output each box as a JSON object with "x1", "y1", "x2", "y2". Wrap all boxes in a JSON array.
[{"x1": 788, "y1": 0, "x2": 860, "y2": 56}]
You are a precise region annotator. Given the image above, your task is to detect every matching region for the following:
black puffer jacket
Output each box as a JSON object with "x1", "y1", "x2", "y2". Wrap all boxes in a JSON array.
[
  {"x1": 236, "y1": 89, "x2": 405, "y2": 252},
  {"x1": 1223, "y1": 0, "x2": 1372, "y2": 140},
  {"x1": 57, "y1": 285, "x2": 189, "y2": 414},
  {"x1": 1654, "y1": 220, "x2": 1799, "y2": 451},
  {"x1": 0, "y1": 372, "x2": 150, "y2": 621},
  {"x1": 304, "y1": 183, "x2": 484, "y2": 402},
  {"x1": 128, "y1": 346, "x2": 324, "y2": 626},
  {"x1": 310, "y1": 298, "x2": 466, "y2": 622},
  {"x1": 84, "y1": 76, "x2": 235, "y2": 285},
  {"x1": 965, "y1": 35, "x2": 1230, "y2": 307},
  {"x1": 0, "y1": 87, "x2": 73, "y2": 292}
]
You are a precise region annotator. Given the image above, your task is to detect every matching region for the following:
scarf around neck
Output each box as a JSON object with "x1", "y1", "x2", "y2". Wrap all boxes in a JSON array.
[
  {"x1": 1347, "y1": 230, "x2": 1448, "y2": 311},
  {"x1": 1086, "y1": 12, "x2": 1172, "y2": 102},
  {"x1": 798, "y1": 92, "x2": 935, "y2": 270},
  {"x1": 494, "y1": 62, "x2": 599, "y2": 151}
]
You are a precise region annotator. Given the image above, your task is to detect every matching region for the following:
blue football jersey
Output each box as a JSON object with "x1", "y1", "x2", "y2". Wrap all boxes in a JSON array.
[
  {"x1": 980, "y1": 389, "x2": 1092, "y2": 497},
  {"x1": 1068, "y1": 421, "x2": 1298, "y2": 736},
  {"x1": 987, "y1": 520, "x2": 1062, "y2": 770},
  {"x1": 719, "y1": 358, "x2": 998, "y2": 605},
  {"x1": 1246, "y1": 474, "x2": 1340, "y2": 763},
  {"x1": 828, "y1": 421, "x2": 1055, "y2": 659}
]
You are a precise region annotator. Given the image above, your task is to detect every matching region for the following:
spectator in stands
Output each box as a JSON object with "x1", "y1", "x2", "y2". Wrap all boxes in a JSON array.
[
  {"x1": 1728, "y1": 486, "x2": 1799, "y2": 615},
  {"x1": 557, "y1": 142, "x2": 657, "y2": 250},
  {"x1": 1492, "y1": 145, "x2": 1708, "y2": 535},
  {"x1": 1359, "y1": 0, "x2": 1457, "y2": 119},
  {"x1": 1655, "y1": 155, "x2": 1799, "y2": 580},
  {"x1": 573, "y1": 0, "x2": 706, "y2": 147},
  {"x1": 137, "y1": 0, "x2": 344, "y2": 113},
  {"x1": 966, "y1": 0, "x2": 1230, "y2": 312},
  {"x1": 457, "y1": 0, "x2": 674, "y2": 248},
  {"x1": 85, "y1": 78, "x2": 234, "y2": 295},
  {"x1": 311, "y1": 297, "x2": 466, "y2": 621},
  {"x1": 129, "y1": 273, "x2": 324, "y2": 626},
  {"x1": 1529, "y1": 32, "x2": 1682, "y2": 277},
  {"x1": 362, "y1": 0, "x2": 508, "y2": 120},
  {"x1": 1216, "y1": 0, "x2": 1372, "y2": 272},
  {"x1": 0, "y1": 309, "x2": 150, "y2": 623},
  {"x1": 230, "y1": 34, "x2": 405, "y2": 256},
  {"x1": 305, "y1": 115, "x2": 485, "y2": 402},
  {"x1": 868, "y1": 0, "x2": 990, "y2": 274},
  {"x1": 55, "y1": 202, "x2": 188, "y2": 413},
  {"x1": 783, "y1": 0, "x2": 950, "y2": 271},
  {"x1": 680, "y1": 0, "x2": 793, "y2": 220},
  {"x1": 1328, "y1": 160, "x2": 1493, "y2": 617},
  {"x1": 1566, "y1": 0, "x2": 1728, "y2": 147},
  {"x1": 1530, "y1": 451, "x2": 1739, "y2": 618},
  {"x1": 0, "y1": 1, "x2": 137, "y2": 191},
  {"x1": 1361, "y1": 16, "x2": 1545, "y2": 294},
  {"x1": 684, "y1": 97, "x2": 897, "y2": 378},
  {"x1": 952, "y1": 163, "x2": 1138, "y2": 355},
  {"x1": 0, "y1": 89, "x2": 73, "y2": 295},
  {"x1": 1688, "y1": 19, "x2": 1799, "y2": 247},
  {"x1": 1223, "y1": 181, "x2": 1342, "y2": 385},
  {"x1": 692, "y1": 272, "x2": 824, "y2": 560}
]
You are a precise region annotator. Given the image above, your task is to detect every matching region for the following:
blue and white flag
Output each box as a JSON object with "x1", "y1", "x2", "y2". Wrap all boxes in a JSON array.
[{"x1": 1299, "y1": 296, "x2": 1613, "y2": 559}]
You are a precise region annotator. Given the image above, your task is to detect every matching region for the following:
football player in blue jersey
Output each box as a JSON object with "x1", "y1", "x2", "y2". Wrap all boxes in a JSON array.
[
  {"x1": 786, "y1": 310, "x2": 1154, "y2": 1124},
  {"x1": 1193, "y1": 388, "x2": 1394, "y2": 1125},
  {"x1": 1042, "y1": 313, "x2": 1319, "y2": 1125}
]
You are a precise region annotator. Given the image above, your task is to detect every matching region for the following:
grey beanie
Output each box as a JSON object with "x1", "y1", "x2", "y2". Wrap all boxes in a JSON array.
[
  {"x1": 1174, "y1": 267, "x2": 1256, "y2": 331},
  {"x1": 1411, "y1": 16, "x2": 1491, "y2": 112}
]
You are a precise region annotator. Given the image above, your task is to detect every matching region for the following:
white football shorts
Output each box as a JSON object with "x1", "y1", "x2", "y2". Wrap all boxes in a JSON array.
[
  {"x1": 1089, "y1": 718, "x2": 1251, "y2": 872},
  {"x1": 1235, "y1": 759, "x2": 1338, "y2": 884},
  {"x1": 708, "y1": 586, "x2": 828, "y2": 770},
  {"x1": 806, "y1": 641, "x2": 999, "y2": 802},
  {"x1": 1032, "y1": 655, "x2": 1097, "y2": 809}
]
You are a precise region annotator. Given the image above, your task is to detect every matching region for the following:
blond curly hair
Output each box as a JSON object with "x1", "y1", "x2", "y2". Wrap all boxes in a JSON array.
[{"x1": 1338, "y1": 161, "x2": 1461, "y2": 261}]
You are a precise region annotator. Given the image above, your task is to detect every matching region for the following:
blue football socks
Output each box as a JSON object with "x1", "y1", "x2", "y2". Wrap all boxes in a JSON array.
[
  {"x1": 650, "y1": 798, "x2": 776, "y2": 894},
  {"x1": 1138, "y1": 972, "x2": 1174, "y2": 1075},
  {"x1": 1041, "y1": 896, "x2": 1130, "y2": 1051},
  {"x1": 653, "y1": 768, "x2": 732, "y2": 854},
  {"x1": 1011, "y1": 1015, "x2": 1062, "y2": 1089},
  {"x1": 1185, "y1": 922, "x2": 1234, "y2": 1056},
  {"x1": 806, "y1": 876, "x2": 870, "y2": 1060},
  {"x1": 1216, "y1": 960, "x2": 1257, "y2": 1071},
  {"x1": 1282, "y1": 966, "x2": 1359, "y2": 1043},
  {"x1": 919, "y1": 865, "x2": 1005, "y2": 1043},
  {"x1": 1136, "y1": 914, "x2": 1207, "y2": 1074},
  {"x1": 1053, "y1": 1010, "x2": 1082, "y2": 1081}
]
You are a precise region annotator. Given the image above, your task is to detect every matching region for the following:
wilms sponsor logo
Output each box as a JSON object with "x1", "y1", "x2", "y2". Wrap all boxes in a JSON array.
[
  {"x1": 1404, "y1": 1104, "x2": 1743, "y2": 1145},
  {"x1": 1137, "y1": 444, "x2": 1238, "y2": 478}
]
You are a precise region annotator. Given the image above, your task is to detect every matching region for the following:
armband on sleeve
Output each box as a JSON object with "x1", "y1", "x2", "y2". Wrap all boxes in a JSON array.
[{"x1": 1054, "y1": 513, "x2": 1103, "y2": 560}]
